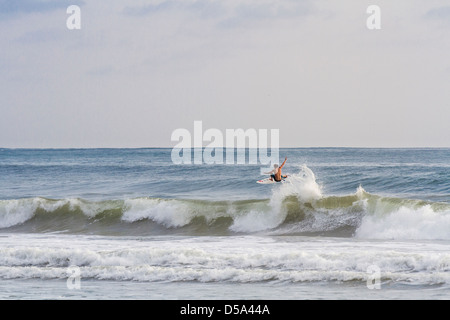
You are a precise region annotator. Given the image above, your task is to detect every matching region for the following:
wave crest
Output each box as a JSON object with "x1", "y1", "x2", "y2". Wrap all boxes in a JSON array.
[{"x1": 1, "y1": 166, "x2": 449, "y2": 240}]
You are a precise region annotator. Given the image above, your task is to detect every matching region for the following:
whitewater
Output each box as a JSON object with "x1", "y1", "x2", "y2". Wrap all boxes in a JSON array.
[{"x1": 0, "y1": 148, "x2": 449, "y2": 299}]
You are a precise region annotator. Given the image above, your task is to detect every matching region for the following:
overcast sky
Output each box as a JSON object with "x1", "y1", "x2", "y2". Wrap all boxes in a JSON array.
[{"x1": 0, "y1": 0, "x2": 449, "y2": 148}]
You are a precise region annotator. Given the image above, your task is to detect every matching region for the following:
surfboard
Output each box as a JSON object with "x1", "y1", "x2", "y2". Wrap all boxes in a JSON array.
[{"x1": 256, "y1": 176, "x2": 288, "y2": 184}]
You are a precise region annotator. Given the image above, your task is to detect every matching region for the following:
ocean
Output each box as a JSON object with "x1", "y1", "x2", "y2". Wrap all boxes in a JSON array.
[{"x1": 0, "y1": 148, "x2": 449, "y2": 300}]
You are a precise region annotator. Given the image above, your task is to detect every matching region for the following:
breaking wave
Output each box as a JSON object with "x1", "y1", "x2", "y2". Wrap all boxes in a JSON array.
[
  {"x1": 1, "y1": 166, "x2": 449, "y2": 240},
  {"x1": 1, "y1": 235, "x2": 449, "y2": 284}
]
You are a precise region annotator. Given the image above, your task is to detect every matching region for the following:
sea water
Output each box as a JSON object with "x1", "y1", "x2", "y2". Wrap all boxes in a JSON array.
[{"x1": 0, "y1": 148, "x2": 449, "y2": 299}]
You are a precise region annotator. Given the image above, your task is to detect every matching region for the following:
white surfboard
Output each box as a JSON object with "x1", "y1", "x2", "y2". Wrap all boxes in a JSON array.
[{"x1": 256, "y1": 176, "x2": 288, "y2": 184}]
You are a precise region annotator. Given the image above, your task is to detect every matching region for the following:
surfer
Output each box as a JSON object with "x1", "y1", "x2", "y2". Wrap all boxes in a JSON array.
[{"x1": 265, "y1": 157, "x2": 287, "y2": 182}]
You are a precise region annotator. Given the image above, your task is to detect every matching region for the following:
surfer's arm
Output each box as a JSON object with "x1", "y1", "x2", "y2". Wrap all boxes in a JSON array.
[
  {"x1": 264, "y1": 169, "x2": 275, "y2": 174},
  {"x1": 279, "y1": 157, "x2": 287, "y2": 169}
]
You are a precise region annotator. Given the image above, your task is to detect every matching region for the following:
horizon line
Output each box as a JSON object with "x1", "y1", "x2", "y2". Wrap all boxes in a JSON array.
[{"x1": 1, "y1": 146, "x2": 449, "y2": 150}]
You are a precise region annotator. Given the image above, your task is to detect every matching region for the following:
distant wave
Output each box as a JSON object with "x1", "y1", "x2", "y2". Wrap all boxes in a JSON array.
[{"x1": 1, "y1": 166, "x2": 449, "y2": 240}]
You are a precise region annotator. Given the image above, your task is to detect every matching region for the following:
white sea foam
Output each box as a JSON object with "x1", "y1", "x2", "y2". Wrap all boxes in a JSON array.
[
  {"x1": 122, "y1": 198, "x2": 193, "y2": 228},
  {"x1": 0, "y1": 199, "x2": 35, "y2": 228},
  {"x1": 0, "y1": 198, "x2": 112, "y2": 228},
  {"x1": 0, "y1": 235, "x2": 448, "y2": 285},
  {"x1": 0, "y1": 198, "x2": 68, "y2": 228},
  {"x1": 356, "y1": 202, "x2": 450, "y2": 240}
]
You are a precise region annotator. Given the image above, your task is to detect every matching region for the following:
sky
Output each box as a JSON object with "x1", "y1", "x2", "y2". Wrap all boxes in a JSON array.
[{"x1": 0, "y1": 0, "x2": 449, "y2": 148}]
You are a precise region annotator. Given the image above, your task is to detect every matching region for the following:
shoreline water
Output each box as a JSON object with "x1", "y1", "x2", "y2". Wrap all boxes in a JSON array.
[{"x1": 1, "y1": 278, "x2": 448, "y2": 300}]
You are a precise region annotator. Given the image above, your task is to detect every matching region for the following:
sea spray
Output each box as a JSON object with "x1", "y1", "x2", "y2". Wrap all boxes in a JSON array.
[
  {"x1": 281, "y1": 165, "x2": 323, "y2": 202},
  {"x1": 230, "y1": 165, "x2": 323, "y2": 232}
]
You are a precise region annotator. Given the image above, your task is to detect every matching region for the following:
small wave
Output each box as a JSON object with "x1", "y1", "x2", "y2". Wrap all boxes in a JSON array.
[{"x1": 0, "y1": 236, "x2": 449, "y2": 284}]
